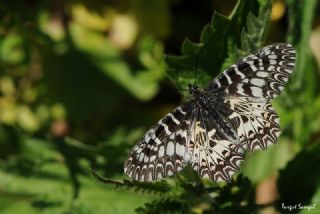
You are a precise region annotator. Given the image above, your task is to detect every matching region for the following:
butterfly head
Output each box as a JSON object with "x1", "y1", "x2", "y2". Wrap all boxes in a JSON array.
[{"x1": 188, "y1": 84, "x2": 199, "y2": 95}]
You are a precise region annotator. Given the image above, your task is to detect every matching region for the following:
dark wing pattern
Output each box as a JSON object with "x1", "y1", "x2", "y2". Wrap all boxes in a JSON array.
[{"x1": 124, "y1": 103, "x2": 193, "y2": 182}]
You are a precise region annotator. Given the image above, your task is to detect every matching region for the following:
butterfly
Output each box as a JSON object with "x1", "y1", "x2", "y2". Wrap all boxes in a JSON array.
[{"x1": 124, "y1": 43, "x2": 295, "y2": 182}]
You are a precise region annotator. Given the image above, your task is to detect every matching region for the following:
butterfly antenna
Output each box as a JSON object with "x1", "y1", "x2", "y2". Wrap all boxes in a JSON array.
[{"x1": 193, "y1": 61, "x2": 199, "y2": 87}]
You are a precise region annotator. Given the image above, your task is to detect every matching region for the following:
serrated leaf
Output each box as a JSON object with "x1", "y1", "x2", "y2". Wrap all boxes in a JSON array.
[
  {"x1": 181, "y1": 38, "x2": 202, "y2": 56},
  {"x1": 165, "y1": 11, "x2": 231, "y2": 93},
  {"x1": 222, "y1": 0, "x2": 271, "y2": 70},
  {"x1": 165, "y1": 0, "x2": 271, "y2": 94}
]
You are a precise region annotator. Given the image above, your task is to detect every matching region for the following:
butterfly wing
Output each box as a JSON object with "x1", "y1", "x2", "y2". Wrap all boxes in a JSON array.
[
  {"x1": 208, "y1": 43, "x2": 295, "y2": 99},
  {"x1": 124, "y1": 103, "x2": 193, "y2": 182},
  {"x1": 206, "y1": 43, "x2": 295, "y2": 152}
]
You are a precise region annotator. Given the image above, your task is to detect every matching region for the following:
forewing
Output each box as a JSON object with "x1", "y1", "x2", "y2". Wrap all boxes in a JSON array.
[
  {"x1": 189, "y1": 107, "x2": 245, "y2": 182},
  {"x1": 124, "y1": 103, "x2": 192, "y2": 182},
  {"x1": 208, "y1": 43, "x2": 295, "y2": 99}
]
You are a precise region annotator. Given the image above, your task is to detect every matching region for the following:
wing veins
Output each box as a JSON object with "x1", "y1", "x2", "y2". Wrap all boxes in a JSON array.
[{"x1": 198, "y1": 110, "x2": 223, "y2": 164}]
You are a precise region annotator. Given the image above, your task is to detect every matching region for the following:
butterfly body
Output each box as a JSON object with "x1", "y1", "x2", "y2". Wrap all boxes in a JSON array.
[{"x1": 124, "y1": 43, "x2": 295, "y2": 182}]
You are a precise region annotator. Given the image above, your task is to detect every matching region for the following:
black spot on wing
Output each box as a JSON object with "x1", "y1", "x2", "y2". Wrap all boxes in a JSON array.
[
  {"x1": 228, "y1": 70, "x2": 242, "y2": 82},
  {"x1": 172, "y1": 110, "x2": 184, "y2": 121},
  {"x1": 155, "y1": 125, "x2": 164, "y2": 138},
  {"x1": 162, "y1": 116, "x2": 176, "y2": 132}
]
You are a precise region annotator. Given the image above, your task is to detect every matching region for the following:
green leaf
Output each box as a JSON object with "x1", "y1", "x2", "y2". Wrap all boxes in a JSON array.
[
  {"x1": 222, "y1": 0, "x2": 271, "y2": 70},
  {"x1": 0, "y1": 137, "x2": 153, "y2": 214},
  {"x1": 165, "y1": 11, "x2": 230, "y2": 92},
  {"x1": 242, "y1": 139, "x2": 294, "y2": 184}
]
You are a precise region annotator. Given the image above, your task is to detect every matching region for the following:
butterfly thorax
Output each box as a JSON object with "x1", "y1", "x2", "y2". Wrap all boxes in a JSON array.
[{"x1": 188, "y1": 84, "x2": 213, "y2": 110}]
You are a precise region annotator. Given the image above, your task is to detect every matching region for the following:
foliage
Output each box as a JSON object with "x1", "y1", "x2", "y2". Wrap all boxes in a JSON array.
[
  {"x1": 165, "y1": 0, "x2": 270, "y2": 92},
  {"x1": 0, "y1": 0, "x2": 320, "y2": 213}
]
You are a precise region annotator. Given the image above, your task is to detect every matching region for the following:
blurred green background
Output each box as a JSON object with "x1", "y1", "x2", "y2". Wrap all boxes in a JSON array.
[{"x1": 1, "y1": 0, "x2": 320, "y2": 213}]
